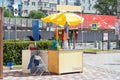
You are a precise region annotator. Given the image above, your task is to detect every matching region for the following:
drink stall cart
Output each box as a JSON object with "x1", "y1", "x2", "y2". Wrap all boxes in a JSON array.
[
  {"x1": 47, "y1": 28, "x2": 83, "y2": 74},
  {"x1": 41, "y1": 5, "x2": 84, "y2": 74}
]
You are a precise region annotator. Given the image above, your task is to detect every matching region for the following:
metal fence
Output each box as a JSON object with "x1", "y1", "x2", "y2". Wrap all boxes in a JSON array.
[
  {"x1": 4, "y1": 17, "x2": 32, "y2": 28},
  {"x1": 3, "y1": 17, "x2": 118, "y2": 49},
  {"x1": 3, "y1": 17, "x2": 47, "y2": 30}
]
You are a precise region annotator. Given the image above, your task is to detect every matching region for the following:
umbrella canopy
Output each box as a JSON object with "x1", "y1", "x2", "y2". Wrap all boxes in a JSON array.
[{"x1": 41, "y1": 12, "x2": 84, "y2": 26}]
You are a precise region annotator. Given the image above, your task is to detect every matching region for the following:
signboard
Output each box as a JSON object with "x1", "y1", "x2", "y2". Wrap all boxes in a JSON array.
[
  {"x1": 103, "y1": 33, "x2": 108, "y2": 41},
  {"x1": 56, "y1": 5, "x2": 81, "y2": 12},
  {"x1": 32, "y1": 20, "x2": 40, "y2": 41},
  {"x1": 118, "y1": 25, "x2": 120, "y2": 39},
  {"x1": 91, "y1": 23, "x2": 98, "y2": 30},
  {"x1": 7, "y1": 22, "x2": 11, "y2": 30}
]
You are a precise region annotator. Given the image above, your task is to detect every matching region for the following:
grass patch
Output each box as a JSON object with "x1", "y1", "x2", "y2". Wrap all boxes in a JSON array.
[
  {"x1": 83, "y1": 48, "x2": 120, "y2": 53},
  {"x1": 83, "y1": 48, "x2": 102, "y2": 52}
]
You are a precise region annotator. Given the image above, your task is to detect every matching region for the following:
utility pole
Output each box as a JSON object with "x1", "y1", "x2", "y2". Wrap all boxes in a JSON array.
[
  {"x1": 0, "y1": 7, "x2": 3, "y2": 79},
  {"x1": 117, "y1": 0, "x2": 120, "y2": 48}
]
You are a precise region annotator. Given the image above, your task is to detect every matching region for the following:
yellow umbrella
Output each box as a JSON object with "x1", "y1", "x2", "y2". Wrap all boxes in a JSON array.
[
  {"x1": 41, "y1": 12, "x2": 84, "y2": 49},
  {"x1": 41, "y1": 12, "x2": 84, "y2": 26}
]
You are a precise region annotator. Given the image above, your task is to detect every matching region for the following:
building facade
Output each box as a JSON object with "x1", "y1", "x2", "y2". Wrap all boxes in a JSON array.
[
  {"x1": 0, "y1": 0, "x2": 8, "y2": 8},
  {"x1": 0, "y1": 0, "x2": 22, "y2": 16},
  {"x1": 39, "y1": 0, "x2": 97, "y2": 14},
  {"x1": 21, "y1": 0, "x2": 97, "y2": 17},
  {"x1": 21, "y1": 0, "x2": 40, "y2": 17},
  {"x1": 79, "y1": 0, "x2": 97, "y2": 13},
  {"x1": 0, "y1": 0, "x2": 97, "y2": 17}
]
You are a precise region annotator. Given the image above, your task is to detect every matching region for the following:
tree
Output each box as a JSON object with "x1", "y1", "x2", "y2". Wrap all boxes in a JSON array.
[
  {"x1": 29, "y1": 10, "x2": 46, "y2": 19},
  {"x1": 94, "y1": 0, "x2": 117, "y2": 15},
  {"x1": 4, "y1": 8, "x2": 13, "y2": 17}
]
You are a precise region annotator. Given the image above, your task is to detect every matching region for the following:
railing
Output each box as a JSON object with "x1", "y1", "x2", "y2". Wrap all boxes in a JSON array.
[{"x1": 3, "y1": 17, "x2": 46, "y2": 30}]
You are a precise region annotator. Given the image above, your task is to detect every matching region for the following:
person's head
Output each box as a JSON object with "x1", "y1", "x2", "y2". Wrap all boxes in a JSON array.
[{"x1": 28, "y1": 44, "x2": 36, "y2": 50}]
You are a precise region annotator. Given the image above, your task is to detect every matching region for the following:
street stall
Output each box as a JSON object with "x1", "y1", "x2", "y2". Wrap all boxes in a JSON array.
[{"x1": 41, "y1": 5, "x2": 84, "y2": 74}]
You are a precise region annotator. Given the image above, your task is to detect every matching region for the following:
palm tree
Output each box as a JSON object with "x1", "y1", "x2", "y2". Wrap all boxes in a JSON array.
[{"x1": 94, "y1": 0, "x2": 117, "y2": 15}]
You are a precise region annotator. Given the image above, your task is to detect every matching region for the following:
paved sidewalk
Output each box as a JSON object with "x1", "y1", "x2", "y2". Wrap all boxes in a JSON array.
[
  {"x1": 3, "y1": 64, "x2": 120, "y2": 80},
  {"x1": 84, "y1": 53, "x2": 120, "y2": 73},
  {"x1": 3, "y1": 53, "x2": 120, "y2": 80}
]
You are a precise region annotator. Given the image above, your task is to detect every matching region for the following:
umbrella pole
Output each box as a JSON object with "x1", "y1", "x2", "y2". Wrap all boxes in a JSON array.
[
  {"x1": 67, "y1": 24, "x2": 70, "y2": 49},
  {"x1": 57, "y1": 27, "x2": 58, "y2": 48},
  {"x1": 56, "y1": 11, "x2": 59, "y2": 49},
  {"x1": 64, "y1": 23, "x2": 69, "y2": 49},
  {"x1": 73, "y1": 30, "x2": 75, "y2": 49}
]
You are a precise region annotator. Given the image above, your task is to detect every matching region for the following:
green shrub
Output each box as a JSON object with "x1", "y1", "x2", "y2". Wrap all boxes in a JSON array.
[{"x1": 3, "y1": 40, "x2": 52, "y2": 66}]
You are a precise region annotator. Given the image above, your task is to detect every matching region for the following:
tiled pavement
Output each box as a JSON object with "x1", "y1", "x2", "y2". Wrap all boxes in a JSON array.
[
  {"x1": 3, "y1": 64, "x2": 120, "y2": 80},
  {"x1": 3, "y1": 53, "x2": 120, "y2": 80}
]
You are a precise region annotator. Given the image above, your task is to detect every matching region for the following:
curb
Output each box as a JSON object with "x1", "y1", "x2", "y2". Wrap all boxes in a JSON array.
[{"x1": 3, "y1": 65, "x2": 22, "y2": 70}]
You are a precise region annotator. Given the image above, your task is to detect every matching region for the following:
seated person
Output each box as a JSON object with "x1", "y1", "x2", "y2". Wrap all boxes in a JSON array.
[
  {"x1": 28, "y1": 44, "x2": 36, "y2": 50},
  {"x1": 27, "y1": 54, "x2": 39, "y2": 70}
]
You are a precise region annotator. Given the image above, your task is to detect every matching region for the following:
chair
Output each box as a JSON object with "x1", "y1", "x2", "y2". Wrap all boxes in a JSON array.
[{"x1": 33, "y1": 54, "x2": 50, "y2": 76}]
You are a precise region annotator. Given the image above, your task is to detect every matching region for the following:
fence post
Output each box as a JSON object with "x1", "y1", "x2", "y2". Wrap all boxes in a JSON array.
[
  {"x1": 0, "y1": 7, "x2": 3, "y2": 79},
  {"x1": 15, "y1": 18, "x2": 17, "y2": 39}
]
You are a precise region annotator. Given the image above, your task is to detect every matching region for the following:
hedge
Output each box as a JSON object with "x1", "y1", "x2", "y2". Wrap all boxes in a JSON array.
[{"x1": 3, "y1": 40, "x2": 52, "y2": 66}]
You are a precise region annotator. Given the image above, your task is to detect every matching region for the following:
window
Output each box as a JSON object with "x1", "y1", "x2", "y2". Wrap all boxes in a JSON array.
[
  {"x1": 118, "y1": 1, "x2": 120, "y2": 5},
  {"x1": 10, "y1": 0, "x2": 14, "y2": 4},
  {"x1": 69, "y1": 0, "x2": 74, "y2": 2},
  {"x1": 50, "y1": 4, "x2": 56, "y2": 7},
  {"x1": 43, "y1": 3, "x2": 49, "y2": 7},
  {"x1": 88, "y1": 0, "x2": 90, "y2": 4},
  {"x1": 82, "y1": 0, "x2": 85, "y2": 3},
  {"x1": 74, "y1": 0, "x2": 79, "y2": 5},
  {"x1": 14, "y1": 9, "x2": 18, "y2": 14},
  {"x1": 32, "y1": 2, "x2": 35, "y2": 6},
  {"x1": 88, "y1": 5, "x2": 91, "y2": 10},
  {"x1": 57, "y1": 0, "x2": 60, "y2": 4},
  {"x1": 82, "y1": 6, "x2": 85, "y2": 11},
  {"x1": 44, "y1": 3, "x2": 46, "y2": 7},
  {"x1": 38, "y1": 1, "x2": 42, "y2": 5},
  {"x1": 86, "y1": 6, "x2": 89, "y2": 10},
  {"x1": 92, "y1": 6, "x2": 94, "y2": 10},
  {"x1": 24, "y1": 10, "x2": 28, "y2": 14},
  {"x1": 24, "y1": 1, "x2": 29, "y2": 6},
  {"x1": 60, "y1": 0, "x2": 66, "y2": 5}
]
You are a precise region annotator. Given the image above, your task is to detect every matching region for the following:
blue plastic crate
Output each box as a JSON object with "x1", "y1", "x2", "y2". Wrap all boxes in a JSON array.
[{"x1": 7, "y1": 62, "x2": 13, "y2": 67}]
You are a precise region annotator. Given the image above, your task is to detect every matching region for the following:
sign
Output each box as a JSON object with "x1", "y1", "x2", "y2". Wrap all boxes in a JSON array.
[
  {"x1": 115, "y1": 20, "x2": 119, "y2": 35},
  {"x1": 118, "y1": 25, "x2": 120, "y2": 39},
  {"x1": 32, "y1": 20, "x2": 40, "y2": 40},
  {"x1": 91, "y1": 23, "x2": 98, "y2": 30},
  {"x1": 7, "y1": 22, "x2": 11, "y2": 30},
  {"x1": 56, "y1": 5, "x2": 81, "y2": 12},
  {"x1": 103, "y1": 33, "x2": 108, "y2": 41}
]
